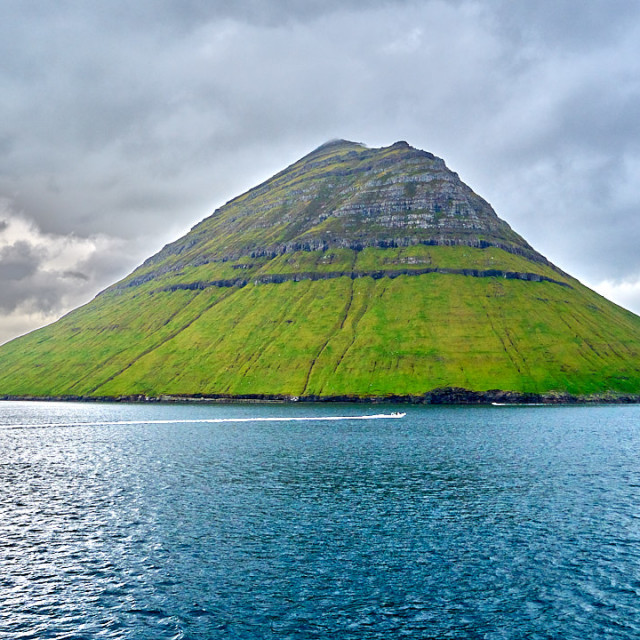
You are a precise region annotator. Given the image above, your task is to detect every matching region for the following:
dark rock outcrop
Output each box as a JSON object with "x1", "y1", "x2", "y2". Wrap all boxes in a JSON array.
[{"x1": 156, "y1": 267, "x2": 571, "y2": 294}]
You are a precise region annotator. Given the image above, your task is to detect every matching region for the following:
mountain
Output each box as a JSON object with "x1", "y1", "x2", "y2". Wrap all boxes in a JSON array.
[{"x1": 1, "y1": 140, "x2": 640, "y2": 402}]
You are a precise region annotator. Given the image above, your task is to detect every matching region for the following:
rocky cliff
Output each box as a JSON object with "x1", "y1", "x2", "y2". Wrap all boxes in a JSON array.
[{"x1": 119, "y1": 140, "x2": 549, "y2": 289}]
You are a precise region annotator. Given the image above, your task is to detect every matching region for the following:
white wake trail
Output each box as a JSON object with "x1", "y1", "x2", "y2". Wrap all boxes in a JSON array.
[{"x1": 3, "y1": 412, "x2": 406, "y2": 430}]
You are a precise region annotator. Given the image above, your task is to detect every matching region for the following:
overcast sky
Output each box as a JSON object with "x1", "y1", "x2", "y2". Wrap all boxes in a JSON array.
[{"x1": 1, "y1": 0, "x2": 639, "y2": 343}]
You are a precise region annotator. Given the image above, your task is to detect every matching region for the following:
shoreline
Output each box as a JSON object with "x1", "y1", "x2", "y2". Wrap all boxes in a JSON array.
[{"x1": 1, "y1": 387, "x2": 639, "y2": 405}]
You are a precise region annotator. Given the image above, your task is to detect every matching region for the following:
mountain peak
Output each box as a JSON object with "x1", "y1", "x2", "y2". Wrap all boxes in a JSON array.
[
  {"x1": 1, "y1": 139, "x2": 639, "y2": 401},
  {"x1": 309, "y1": 139, "x2": 413, "y2": 154},
  {"x1": 132, "y1": 139, "x2": 544, "y2": 283},
  {"x1": 309, "y1": 138, "x2": 366, "y2": 153}
]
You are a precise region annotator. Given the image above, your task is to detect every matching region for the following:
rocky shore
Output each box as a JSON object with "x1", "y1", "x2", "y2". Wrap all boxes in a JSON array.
[{"x1": 2, "y1": 388, "x2": 639, "y2": 405}]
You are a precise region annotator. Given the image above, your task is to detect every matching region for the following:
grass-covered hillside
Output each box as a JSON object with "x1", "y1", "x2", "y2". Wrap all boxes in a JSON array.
[{"x1": 1, "y1": 141, "x2": 639, "y2": 401}]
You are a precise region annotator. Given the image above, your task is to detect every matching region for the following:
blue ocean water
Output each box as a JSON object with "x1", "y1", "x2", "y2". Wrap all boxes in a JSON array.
[{"x1": 1, "y1": 401, "x2": 640, "y2": 639}]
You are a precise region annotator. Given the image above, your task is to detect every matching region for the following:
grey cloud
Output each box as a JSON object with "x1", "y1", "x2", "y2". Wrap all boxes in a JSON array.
[
  {"x1": 75, "y1": 0, "x2": 418, "y2": 29},
  {"x1": 0, "y1": 242, "x2": 43, "y2": 282},
  {"x1": 0, "y1": 277, "x2": 70, "y2": 315},
  {"x1": 0, "y1": 235, "x2": 120, "y2": 315},
  {"x1": 1, "y1": 0, "x2": 640, "y2": 335},
  {"x1": 0, "y1": 239, "x2": 62, "y2": 313},
  {"x1": 61, "y1": 270, "x2": 90, "y2": 281},
  {"x1": 493, "y1": 0, "x2": 640, "y2": 50}
]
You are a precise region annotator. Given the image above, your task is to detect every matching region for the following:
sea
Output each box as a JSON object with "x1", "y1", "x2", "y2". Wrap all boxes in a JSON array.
[{"x1": 1, "y1": 400, "x2": 639, "y2": 639}]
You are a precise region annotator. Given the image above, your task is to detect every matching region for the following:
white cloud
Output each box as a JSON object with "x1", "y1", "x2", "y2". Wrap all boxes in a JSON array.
[
  {"x1": 0, "y1": 209, "x2": 101, "y2": 269},
  {"x1": 0, "y1": 308, "x2": 65, "y2": 346},
  {"x1": 592, "y1": 278, "x2": 640, "y2": 316},
  {"x1": 0, "y1": 201, "x2": 133, "y2": 343}
]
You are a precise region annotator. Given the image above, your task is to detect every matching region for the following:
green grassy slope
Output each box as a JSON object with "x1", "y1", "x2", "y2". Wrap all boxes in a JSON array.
[
  {"x1": 1, "y1": 246, "x2": 639, "y2": 398},
  {"x1": 1, "y1": 140, "x2": 639, "y2": 400}
]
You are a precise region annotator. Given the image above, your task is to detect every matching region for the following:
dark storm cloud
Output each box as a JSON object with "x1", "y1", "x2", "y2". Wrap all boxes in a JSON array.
[
  {"x1": 0, "y1": 241, "x2": 42, "y2": 284},
  {"x1": 1, "y1": 0, "x2": 640, "y2": 341},
  {"x1": 0, "y1": 210, "x2": 130, "y2": 342},
  {"x1": 0, "y1": 240, "x2": 66, "y2": 314}
]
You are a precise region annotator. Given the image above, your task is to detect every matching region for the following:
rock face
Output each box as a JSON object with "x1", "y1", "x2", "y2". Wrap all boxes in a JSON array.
[
  {"x1": 123, "y1": 140, "x2": 546, "y2": 288},
  {"x1": 0, "y1": 140, "x2": 640, "y2": 402}
]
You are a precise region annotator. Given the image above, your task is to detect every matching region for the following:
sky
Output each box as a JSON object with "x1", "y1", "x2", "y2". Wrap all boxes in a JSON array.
[{"x1": 1, "y1": 0, "x2": 639, "y2": 344}]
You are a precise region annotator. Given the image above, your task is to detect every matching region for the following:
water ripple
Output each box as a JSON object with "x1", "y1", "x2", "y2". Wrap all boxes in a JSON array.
[{"x1": 1, "y1": 402, "x2": 640, "y2": 638}]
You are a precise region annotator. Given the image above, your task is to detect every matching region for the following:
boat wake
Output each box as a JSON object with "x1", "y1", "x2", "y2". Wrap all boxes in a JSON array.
[{"x1": 2, "y1": 412, "x2": 406, "y2": 430}]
